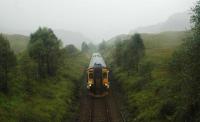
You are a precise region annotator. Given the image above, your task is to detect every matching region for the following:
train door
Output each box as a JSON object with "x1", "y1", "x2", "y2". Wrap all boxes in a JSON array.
[{"x1": 93, "y1": 67, "x2": 103, "y2": 94}]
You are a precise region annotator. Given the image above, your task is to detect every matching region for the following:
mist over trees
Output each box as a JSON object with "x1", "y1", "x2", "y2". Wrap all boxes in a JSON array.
[
  {"x1": 0, "y1": 0, "x2": 199, "y2": 121},
  {"x1": 81, "y1": 41, "x2": 89, "y2": 54},
  {"x1": 114, "y1": 34, "x2": 145, "y2": 73},
  {"x1": 98, "y1": 40, "x2": 107, "y2": 51},
  {"x1": 81, "y1": 41, "x2": 98, "y2": 55}
]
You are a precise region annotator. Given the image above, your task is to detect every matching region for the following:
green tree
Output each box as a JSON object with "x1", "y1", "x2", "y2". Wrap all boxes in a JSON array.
[
  {"x1": 170, "y1": 1, "x2": 200, "y2": 121},
  {"x1": 64, "y1": 44, "x2": 79, "y2": 55},
  {"x1": 113, "y1": 34, "x2": 145, "y2": 73},
  {"x1": 28, "y1": 27, "x2": 61, "y2": 78},
  {"x1": 98, "y1": 40, "x2": 107, "y2": 52},
  {"x1": 88, "y1": 42, "x2": 97, "y2": 53},
  {"x1": 127, "y1": 34, "x2": 145, "y2": 72},
  {"x1": 192, "y1": 0, "x2": 200, "y2": 36},
  {"x1": 113, "y1": 41, "x2": 124, "y2": 67},
  {"x1": 19, "y1": 52, "x2": 38, "y2": 95},
  {"x1": 0, "y1": 34, "x2": 16, "y2": 93},
  {"x1": 81, "y1": 41, "x2": 89, "y2": 53}
]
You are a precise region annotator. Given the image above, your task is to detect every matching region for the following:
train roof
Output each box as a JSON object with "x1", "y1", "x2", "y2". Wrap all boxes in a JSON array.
[{"x1": 88, "y1": 53, "x2": 106, "y2": 68}]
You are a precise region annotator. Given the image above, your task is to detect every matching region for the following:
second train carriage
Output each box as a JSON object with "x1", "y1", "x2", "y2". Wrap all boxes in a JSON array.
[{"x1": 87, "y1": 53, "x2": 109, "y2": 97}]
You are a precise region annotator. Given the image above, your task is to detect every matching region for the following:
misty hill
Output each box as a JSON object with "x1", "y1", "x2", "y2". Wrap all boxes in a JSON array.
[
  {"x1": 3, "y1": 34, "x2": 29, "y2": 53},
  {"x1": 130, "y1": 12, "x2": 191, "y2": 34},
  {"x1": 107, "y1": 34, "x2": 129, "y2": 44},
  {"x1": 54, "y1": 30, "x2": 91, "y2": 49},
  {"x1": 0, "y1": 28, "x2": 91, "y2": 49},
  {"x1": 108, "y1": 31, "x2": 190, "y2": 49}
]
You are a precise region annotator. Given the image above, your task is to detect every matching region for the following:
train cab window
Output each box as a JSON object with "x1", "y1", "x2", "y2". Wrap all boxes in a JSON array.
[
  {"x1": 89, "y1": 73, "x2": 93, "y2": 79},
  {"x1": 103, "y1": 72, "x2": 107, "y2": 79}
]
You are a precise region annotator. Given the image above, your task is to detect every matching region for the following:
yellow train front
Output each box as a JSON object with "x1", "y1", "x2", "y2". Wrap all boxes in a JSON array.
[{"x1": 86, "y1": 53, "x2": 109, "y2": 97}]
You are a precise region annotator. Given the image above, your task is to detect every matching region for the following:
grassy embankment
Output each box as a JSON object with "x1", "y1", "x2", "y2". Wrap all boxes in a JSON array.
[
  {"x1": 0, "y1": 34, "x2": 88, "y2": 121},
  {"x1": 110, "y1": 31, "x2": 191, "y2": 121}
]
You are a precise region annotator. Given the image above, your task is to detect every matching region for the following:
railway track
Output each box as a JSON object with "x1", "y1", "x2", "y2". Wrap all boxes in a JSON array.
[
  {"x1": 78, "y1": 91, "x2": 125, "y2": 122},
  {"x1": 89, "y1": 96, "x2": 112, "y2": 122}
]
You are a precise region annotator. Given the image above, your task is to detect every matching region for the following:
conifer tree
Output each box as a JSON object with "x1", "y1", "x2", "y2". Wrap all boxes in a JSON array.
[{"x1": 0, "y1": 34, "x2": 16, "y2": 93}]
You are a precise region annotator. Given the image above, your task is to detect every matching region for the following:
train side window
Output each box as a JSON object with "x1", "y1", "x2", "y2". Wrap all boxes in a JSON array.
[
  {"x1": 89, "y1": 73, "x2": 93, "y2": 79},
  {"x1": 103, "y1": 72, "x2": 107, "y2": 79}
]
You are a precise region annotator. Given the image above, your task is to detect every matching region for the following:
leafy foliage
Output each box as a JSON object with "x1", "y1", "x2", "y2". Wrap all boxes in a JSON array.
[
  {"x1": 0, "y1": 27, "x2": 88, "y2": 121},
  {"x1": 107, "y1": 31, "x2": 193, "y2": 121},
  {"x1": 113, "y1": 34, "x2": 145, "y2": 73},
  {"x1": 168, "y1": 1, "x2": 200, "y2": 121},
  {"x1": 28, "y1": 27, "x2": 61, "y2": 78},
  {"x1": 64, "y1": 44, "x2": 79, "y2": 55},
  {"x1": 0, "y1": 34, "x2": 16, "y2": 93},
  {"x1": 107, "y1": 1, "x2": 200, "y2": 121}
]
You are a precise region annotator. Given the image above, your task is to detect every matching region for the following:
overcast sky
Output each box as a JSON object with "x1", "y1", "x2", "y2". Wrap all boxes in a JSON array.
[{"x1": 0, "y1": 0, "x2": 198, "y2": 42}]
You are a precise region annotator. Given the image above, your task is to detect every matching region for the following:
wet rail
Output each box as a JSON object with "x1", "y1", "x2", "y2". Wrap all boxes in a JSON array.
[
  {"x1": 89, "y1": 96, "x2": 112, "y2": 122},
  {"x1": 78, "y1": 90, "x2": 125, "y2": 122}
]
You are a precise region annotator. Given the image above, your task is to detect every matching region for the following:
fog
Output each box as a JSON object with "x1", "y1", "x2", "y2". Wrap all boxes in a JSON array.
[{"x1": 0, "y1": 0, "x2": 197, "y2": 42}]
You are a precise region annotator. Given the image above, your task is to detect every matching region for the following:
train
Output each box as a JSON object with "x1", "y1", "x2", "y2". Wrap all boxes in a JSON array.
[{"x1": 86, "y1": 53, "x2": 109, "y2": 97}]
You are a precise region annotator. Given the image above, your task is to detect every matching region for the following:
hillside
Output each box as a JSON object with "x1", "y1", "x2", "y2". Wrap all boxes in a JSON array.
[
  {"x1": 142, "y1": 31, "x2": 190, "y2": 48},
  {"x1": 130, "y1": 12, "x2": 191, "y2": 34},
  {"x1": 105, "y1": 30, "x2": 192, "y2": 122},
  {"x1": 105, "y1": 31, "x2": 191, "y2": 69},
  {"x1": 106, "y1": 31, "x2": 190, "y2": 64},
  {"x1": 108, "y1": 31, "x2": 190, "y2": 48},
  {"x1": 0, "y1": 28, "x2": 91, "y2": 49},
  {"x1": 141, "y1": 31, "x2": 191, "y2": 64},
  {"x1": 1, "y1": 29, "x2": 92, "y2": 53},
  {"x1": 3, "y1": 34, "x2": 29, "y2": 53}
]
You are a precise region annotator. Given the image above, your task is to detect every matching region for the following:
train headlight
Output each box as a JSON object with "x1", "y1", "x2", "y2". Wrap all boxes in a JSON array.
[
  {"x1": 104, "y1": 83, "x2": 109, "y2": 89},
  {"x1": 87, "y1": 80, "x2": 93, "y2": 89}
]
